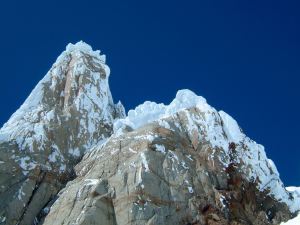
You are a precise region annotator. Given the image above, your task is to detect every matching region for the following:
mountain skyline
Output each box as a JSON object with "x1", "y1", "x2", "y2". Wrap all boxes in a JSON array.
[
  {"x1": 0, "y1": 1, "x2": 299, "y2": 189},
  {"x1": 0, "y1": 42, "x2": 298, "y2": 224}
]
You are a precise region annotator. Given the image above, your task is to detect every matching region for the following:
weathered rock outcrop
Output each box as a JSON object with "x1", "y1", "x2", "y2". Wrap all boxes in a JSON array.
[
  {"x1": 0, "y1": 42, "x2": 124, "y2": 225},
  {"x1": 43, "y1": 91, "x2": 299, "y2": 225},
  {"x1": 0, "y1": 42, "x2": 299, "y2": 225}
]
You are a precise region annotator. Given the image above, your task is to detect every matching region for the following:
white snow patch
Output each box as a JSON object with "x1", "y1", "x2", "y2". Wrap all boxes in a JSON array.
[
  {"x1": 154, "y1": 144, "x2": 166, "y2": 154},
  {"x1": 0, "y1": 216, "x2": 6, "y2": 223},
  {"x1": 186, "y1": 154, "x2": 194, "y2": 161},
  {"x1": 158, "y1": 119, "x2": 172, "y2": 130},
  {"x1": 48, "y1": 149, "x2": 60, "y2": 163},
  {"x1": 287, "y1": 186, "x2": 300, "y2": 195},
  {"x1": 132, "y1": 134, "x2": 156, "y2": 142},
  {"x1": 220, "y1": 195, "x2": 227, "y2": 208},
  {"x1": 137, "y1": 167, "x2": 143, "y2": 184},
  {"x1": 181, "y1": 161, "x2": 189, "y2": 169},
  {"x1": 219, "y1": 111, "x2": 244, "y2": 143},
  {"x1": 141, "y1": 152, "x2": 150, "y2": 172},
  {"x1": 281, "y1": 213, "x2": 300, "y2": 225},
  {"x1": 18, "y1": 157, "x2": 37, "y2": 172},
  {"x1": 85, "y1": 179, "x2": 99, "y2": 186},
  {"x1": 17, "y1": 185, "x2": 26, "y2": 200},
  {"x1": 45, "y1": 110, "x2": 55, "y2": 122},
  {"x1": 59, "y1": 164, "x2": 66, "y2": 172},
  {"x1": 128, "y1": 148, "x2": 137, "y2": 153},
  {"x1": 69, "y1": 148, "x2": 80, "y2": 157}
]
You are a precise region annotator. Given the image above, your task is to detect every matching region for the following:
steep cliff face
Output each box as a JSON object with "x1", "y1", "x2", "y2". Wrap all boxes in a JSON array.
[
  {"x1": 0, "y1": 42, "x2": 299, "y2": 225},
  {"x1": 42, "y1": 90, "x2": 299, "y2": 225},
  {"x1": 0, "y1": 42, "x2": 124, "y2": 225}
]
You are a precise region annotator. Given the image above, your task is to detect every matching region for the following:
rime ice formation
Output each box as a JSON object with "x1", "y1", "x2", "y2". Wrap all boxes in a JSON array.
[{"x1": 0, "y1": 42, "x2": 299, "y2": 225}]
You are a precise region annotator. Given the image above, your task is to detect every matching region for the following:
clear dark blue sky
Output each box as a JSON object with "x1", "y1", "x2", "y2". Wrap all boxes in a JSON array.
[{"x1": 0, "y1": 0, "x2": 299, "y2": 186}]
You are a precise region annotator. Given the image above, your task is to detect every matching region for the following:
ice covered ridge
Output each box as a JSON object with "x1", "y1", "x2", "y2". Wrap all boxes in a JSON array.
[
  {"x1": 114, "y1": 89, "x2": 211, "y2": 131},
  {"x1": 114, "y1": 89, "x2": 244, "y2": 146},
  {"x1": 114, "y1": 89, "x2": 300, "y2": 214}
]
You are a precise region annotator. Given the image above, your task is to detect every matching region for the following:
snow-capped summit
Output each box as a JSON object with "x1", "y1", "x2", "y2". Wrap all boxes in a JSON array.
[
  {"x1": 0, "y1": 41, "x2": 122, "y2": 161},
  {"x1": 114, "y1": 89, "x2": 300, "y2": 215},
  {"x1": 0, "y1": 42, "x2": 299, "y2": 225},
  {"x1": 0, "y1": 41, "x2": 125, "y2": 225},
  {"x1": 59, "y1": 41, "x2": 107, "y2": 64}
]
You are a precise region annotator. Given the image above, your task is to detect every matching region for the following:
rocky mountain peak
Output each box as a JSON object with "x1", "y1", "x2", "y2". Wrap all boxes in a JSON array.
[
  {"x1": 0, "y1": 42, "x2": 299, "y2": 225},
  {"x1": 43, "y1": 88, "x2": 300, "y2": 225},
  {"x1": 0, "y1": 41, "x2": 124, "y2": 166},
  {"x1": 0, "y1": 42, "x2": 124, "y2": 225}
]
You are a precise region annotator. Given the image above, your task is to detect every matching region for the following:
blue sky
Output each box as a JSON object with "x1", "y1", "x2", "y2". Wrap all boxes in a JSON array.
[{"x1": 0, "y1": 0, "x2": 299, "y2": 185}]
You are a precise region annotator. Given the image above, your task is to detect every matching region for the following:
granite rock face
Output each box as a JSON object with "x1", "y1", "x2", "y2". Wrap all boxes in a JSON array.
[
  {"x1": 0, "y1": 42, "x2": 124, "y2": 225},
  {"x1": 43, "y1": 101, "x2": 299, "y2": 225},
  {"x1": 0, "y1": 42, "x2": 299, "y2": 225}
]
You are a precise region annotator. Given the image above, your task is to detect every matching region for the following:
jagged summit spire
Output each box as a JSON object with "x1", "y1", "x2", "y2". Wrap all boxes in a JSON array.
[
  {"x1": 0, "y1": 41, "x2": 125, "y2": 224},
  {"x1": 0, "y1": 41, "x2": 123, "y2": 168},
  {"x1": 66, "y1": 41, "x2": 98, "y2": 53},
  {"x1": 56, "y1": 41, "x2": 107, "y2": 64}
]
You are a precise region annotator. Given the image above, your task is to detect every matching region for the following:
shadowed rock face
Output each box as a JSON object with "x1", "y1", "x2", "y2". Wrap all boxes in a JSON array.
[
  {"x1": 43, "y1": 107, "x2": 296, "y2": 225},
  {"x1": 0, "y1": 42, "x2": 125, "y2": 225}
]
